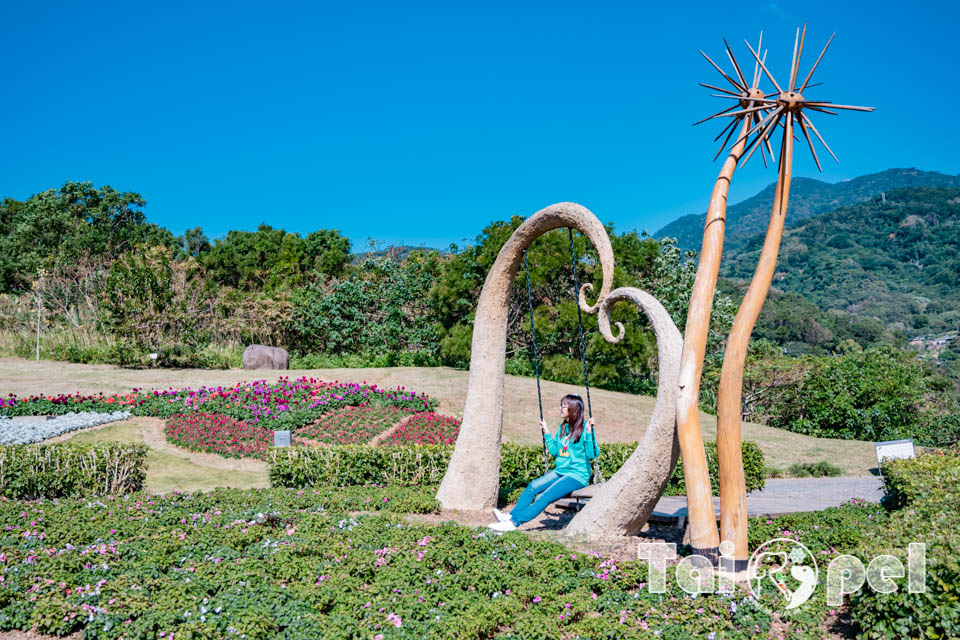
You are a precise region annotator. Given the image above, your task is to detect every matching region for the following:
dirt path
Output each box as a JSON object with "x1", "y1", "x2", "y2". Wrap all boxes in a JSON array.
[{"x1": 0, "y1": 358, "x2": 879, "y2": 474}]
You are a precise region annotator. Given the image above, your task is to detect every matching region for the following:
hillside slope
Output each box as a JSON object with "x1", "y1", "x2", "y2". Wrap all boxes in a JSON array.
[
  {"x1": 724, "y1": 187, "x2": 960, "y2": 336},
  {"x1": 655, "y1": 168, "x2": 960, "y2": 252}
]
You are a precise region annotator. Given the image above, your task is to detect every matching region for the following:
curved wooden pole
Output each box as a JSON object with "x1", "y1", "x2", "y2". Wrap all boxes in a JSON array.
[
  {"x1": 564, "y1": 287, "x2": 682, "y2": 539},
  {"x1": 676, "y1": 115, "x2": 753, "y2": 561},
  {"x1": 436, "y1": 203, "x2": 615, "y2": 511},
  {"x1": 717, "y1": 113, "x2": 794, "y2": 567}
]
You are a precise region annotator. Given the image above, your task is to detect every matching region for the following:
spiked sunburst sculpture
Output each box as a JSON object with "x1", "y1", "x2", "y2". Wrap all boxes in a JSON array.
[
  {"x1": 678, "y1": 26, "x2": 873, "y2": 565},
  {"x1": 695, "y1": 34, "x2": 777, "y2": 165}
]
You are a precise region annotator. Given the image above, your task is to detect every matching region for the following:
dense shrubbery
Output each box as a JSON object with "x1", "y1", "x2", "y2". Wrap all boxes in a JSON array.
[
  {"x1": 770, "y1": 346, "x2": 960, "y2": 445},
  {"x1": 748, "y1": 498, "x2": 887, "y2": 555},
  {"x1": 785, "y1": 461, "x2": 843, "y2": 478},
  {"x1": 0, "y1": 442, "x2": 147, "y2": 499},
  {"x1": 0, "y1": 487, "x2": 793, "y2": 639},
  {"x1": 850, "y1": 451, "x2": 960, "y2": 638},
  {"x1": 754, "y1": 450, "x2": 960, "y2": 638},
  {"x1": 269, "y1": 440, "x2": 766, "y2": 499}
]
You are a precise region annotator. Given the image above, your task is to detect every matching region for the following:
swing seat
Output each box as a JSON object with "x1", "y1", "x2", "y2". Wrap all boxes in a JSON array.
[{"x1": 568, "y1": 483, "x2": 603, "y2": 511}]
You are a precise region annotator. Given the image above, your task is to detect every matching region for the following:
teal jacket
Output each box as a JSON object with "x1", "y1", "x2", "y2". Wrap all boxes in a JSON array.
[{"x1": 545, "y1": 421, "x2": 598, "y2": 486}]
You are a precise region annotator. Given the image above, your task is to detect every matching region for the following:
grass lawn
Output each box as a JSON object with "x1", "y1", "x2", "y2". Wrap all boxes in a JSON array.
[{"x1": 55, "y1": 418, "x2": 270, "y2": 494}]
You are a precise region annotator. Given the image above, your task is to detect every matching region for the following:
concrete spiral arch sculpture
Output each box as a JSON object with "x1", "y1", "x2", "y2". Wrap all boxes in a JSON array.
[
  {"x1": 564, "y1": 287, "x2": 682, "y2": 539},
  {"x1": 437, "y1": 204, "x2": 683, "y2": 540},
  {"x1": 436, "y1": 202, "x2": 615, "y2": 511}
]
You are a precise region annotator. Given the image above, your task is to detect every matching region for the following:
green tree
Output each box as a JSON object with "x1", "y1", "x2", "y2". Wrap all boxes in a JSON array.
[
  {"x1": 0, "y1": 182, "x2": 176, "y2": 292},
  {"x1": 180, "y1": 227, "x2": 211, "y2": 258},
  {"x1": 201, "y1": 224, "x2": 351, "y2": 290},
  {"x1": 103, "y1": 246, "x2": 212, "y2": 356},
  {"x1": 291, "y1": 253, "x2": 442, "y2": 357}
]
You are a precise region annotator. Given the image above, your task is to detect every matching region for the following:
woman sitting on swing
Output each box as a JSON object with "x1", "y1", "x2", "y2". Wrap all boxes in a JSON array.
[{"x1": 487, "y1": 393, "x2": 598, "y2": 532}]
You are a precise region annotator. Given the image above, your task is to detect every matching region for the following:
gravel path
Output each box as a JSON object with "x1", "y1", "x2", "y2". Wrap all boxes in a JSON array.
[
  {"x1": 647, "y1": 476, "x2": 888, "y2": 523},
  {"x1": 0, "y1": 411, "x2": 132, "y2": 445},
  {"x1": 748, "y1": 476, "x2": 886, "y2": 504}
]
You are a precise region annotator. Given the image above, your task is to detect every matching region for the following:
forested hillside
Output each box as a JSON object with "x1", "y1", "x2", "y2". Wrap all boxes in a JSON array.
[
  {"x1": 655, "y1": 168, "x2": 960, "y2": 252},
  {"x1": 724, "y1": 187, "x2": 960, "y2": 338}
]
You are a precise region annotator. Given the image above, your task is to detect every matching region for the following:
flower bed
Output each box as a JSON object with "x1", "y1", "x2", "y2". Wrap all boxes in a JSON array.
[
  {"x1": 0, "y1": 487, "x2": 783, "y2": 639},
  {"x1": 0, "y1": 377, "x2": 437, "y2": 431},
  {"x1": 165, "y1": 413, "x2": 296, "y2": 461},
  {"x1": 296, "y1": 404, "x2": 413, "y2": 444},
  {"x1": 382, "y1": 412, "x2": 461, "y2": 446}
]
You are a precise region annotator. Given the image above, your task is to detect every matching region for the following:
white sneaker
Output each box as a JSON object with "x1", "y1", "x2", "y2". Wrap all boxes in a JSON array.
[
  {"x1": 492, "y1": 508, "x2": 511, "y2": 523},
  {"x1": 487, "y1": 520, "x2": 517, "y2": 532}
]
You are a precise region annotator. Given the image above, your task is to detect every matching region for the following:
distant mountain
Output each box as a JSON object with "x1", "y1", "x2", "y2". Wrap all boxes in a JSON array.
[
  {"x1": 352, "y1": 244, "x2": 445, "y2": 264},
  {"x1": 655, "y1": 168, "x2": 960, "y2": 252},
  {"x1": 723, "y1": 187, "x2": 960, "y2": 338}
]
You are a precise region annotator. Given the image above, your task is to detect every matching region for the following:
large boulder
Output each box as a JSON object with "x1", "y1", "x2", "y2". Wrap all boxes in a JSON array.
[{"x1": 242, "y1": 345, "x2": 289, "y2": 370}]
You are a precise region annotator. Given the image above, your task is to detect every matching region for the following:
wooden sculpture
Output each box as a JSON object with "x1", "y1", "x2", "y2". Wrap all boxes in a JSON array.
[
  {"x1": 701, "y1": 26, "x2": 873, "y2": 567},
  {"x1": 677, "y1": 35, "x2": 773, "y2": 561}
]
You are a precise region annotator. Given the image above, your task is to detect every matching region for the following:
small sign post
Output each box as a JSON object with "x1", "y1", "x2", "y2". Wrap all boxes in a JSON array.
[
  {"x1": 875, "y1": 439, "x2": 916, "y2": 465},
  {"x1": 274, "y1": 430, "x2": 292, "y2": 448}
]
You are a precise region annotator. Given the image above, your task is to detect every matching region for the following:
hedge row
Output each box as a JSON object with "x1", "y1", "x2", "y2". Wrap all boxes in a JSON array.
[
  {"x1": 0, "y1": 442, "x2": 148, "y2": 499},
  {"x1": 850, "y1": 450, "x2": 960, "y2": 638},
  {"x1": 269, "y1": 440, "x2": 766, "y2": 497}
]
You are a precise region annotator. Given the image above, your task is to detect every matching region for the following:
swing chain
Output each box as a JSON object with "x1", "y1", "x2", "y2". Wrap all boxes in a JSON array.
[{"x1": 523, "y1": 250, "x2": 550, "y2": 474}]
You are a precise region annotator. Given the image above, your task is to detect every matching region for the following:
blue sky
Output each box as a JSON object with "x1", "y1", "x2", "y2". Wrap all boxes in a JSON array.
[{"x1": 2, "y1": 0, "x2": 957, "y2": 250}]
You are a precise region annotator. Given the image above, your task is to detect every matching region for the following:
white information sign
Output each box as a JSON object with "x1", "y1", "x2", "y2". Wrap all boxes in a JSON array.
[{"x1": 875, "y1": 439, "x2": 916, "y2": 465}]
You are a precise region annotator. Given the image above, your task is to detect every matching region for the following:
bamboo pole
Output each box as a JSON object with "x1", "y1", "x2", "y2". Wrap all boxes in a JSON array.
[
  {"x1": 676, "y1": 114, "x2": 754, "y2": 561},
  {"x1": 717, "y1": 112, "x2": 794, "y2": 567}
]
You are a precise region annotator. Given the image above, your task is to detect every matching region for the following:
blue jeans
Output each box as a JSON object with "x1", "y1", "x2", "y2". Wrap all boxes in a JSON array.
[{"x1": 509, "y1": 470, "x2": 585, "y2": 526}]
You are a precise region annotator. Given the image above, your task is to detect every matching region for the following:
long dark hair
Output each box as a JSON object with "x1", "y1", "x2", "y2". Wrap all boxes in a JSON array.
[{"x1": 561, "y1": 394, "x2": 585, "y2": 443}]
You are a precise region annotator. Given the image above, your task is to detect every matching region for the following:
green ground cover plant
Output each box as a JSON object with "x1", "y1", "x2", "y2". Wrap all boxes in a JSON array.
[{"x1": 0, "y1": 486, "x2": 796, "y2": 639}]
